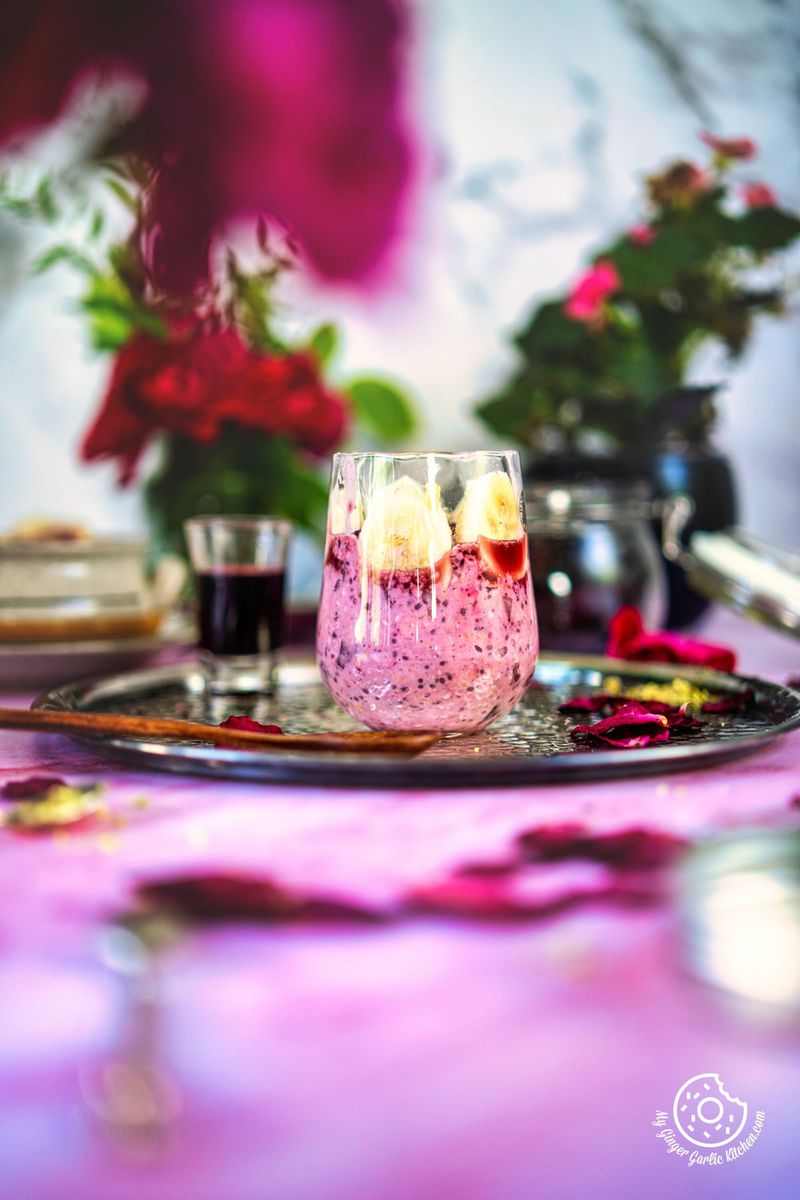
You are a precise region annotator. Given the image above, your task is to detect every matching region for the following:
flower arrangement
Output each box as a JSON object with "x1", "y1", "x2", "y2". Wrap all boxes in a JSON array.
[
  {"x1": 476, "y1": 133, "x2": 800, "y2": 457},
  {"x1": 1, "y1": 158, "x2": 417, "y2": 555}
]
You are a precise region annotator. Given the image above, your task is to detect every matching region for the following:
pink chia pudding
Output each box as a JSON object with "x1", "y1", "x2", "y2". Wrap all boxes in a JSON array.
[{"x1": 317, "y1": 534, "x2": 538, "y2": 731}]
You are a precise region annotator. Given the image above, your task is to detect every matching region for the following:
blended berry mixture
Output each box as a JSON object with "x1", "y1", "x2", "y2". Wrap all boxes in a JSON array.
[{"x1": 317, "y1": 535, "x2": 538, "y2": 731}]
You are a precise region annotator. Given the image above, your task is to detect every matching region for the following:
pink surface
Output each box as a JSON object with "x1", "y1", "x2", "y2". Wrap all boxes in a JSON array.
[{"x1": 0, "y1": 608, "x2": 798, "y2": 1200}]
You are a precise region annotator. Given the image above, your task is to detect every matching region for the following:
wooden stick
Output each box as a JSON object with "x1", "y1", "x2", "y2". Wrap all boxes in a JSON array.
[{"x1": 0, "y1": 706, "x2": 440, "y2": 757}]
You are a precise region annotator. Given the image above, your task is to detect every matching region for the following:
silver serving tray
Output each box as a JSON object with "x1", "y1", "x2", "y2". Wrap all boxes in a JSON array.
[{"x1": 33, "y1": 654, "x2": 800, "y2": 788}]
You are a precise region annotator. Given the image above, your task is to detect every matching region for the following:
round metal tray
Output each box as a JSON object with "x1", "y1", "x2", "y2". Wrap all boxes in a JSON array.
[{"x1": 33, "y1": 654, "x2": 800, "y2": 788}]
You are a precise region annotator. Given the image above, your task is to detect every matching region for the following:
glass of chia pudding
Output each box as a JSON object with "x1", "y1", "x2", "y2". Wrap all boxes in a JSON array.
[{"x1": 316, "y1": 451, "x2": 538, "y2": 731}]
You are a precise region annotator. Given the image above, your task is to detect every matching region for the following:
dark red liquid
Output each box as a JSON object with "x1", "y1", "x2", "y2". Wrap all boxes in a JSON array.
[
  {"x1": 197, "y1": 567, "x2": 285, "y2": 656},
  {"x1": 478, "y1": 535, "x2": 528, "y2": 580}
]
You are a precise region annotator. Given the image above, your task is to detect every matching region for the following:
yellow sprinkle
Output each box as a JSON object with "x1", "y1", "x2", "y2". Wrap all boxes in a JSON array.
[
  {"x1": 603, "y1": 675, "x2": 711, "y2": 709},
  {"x1": 7, "y1": 785, "x2": 104, "y2": 829},
  {"x1": 132, "y1": 795, "x2": 150, "y2": 810}
]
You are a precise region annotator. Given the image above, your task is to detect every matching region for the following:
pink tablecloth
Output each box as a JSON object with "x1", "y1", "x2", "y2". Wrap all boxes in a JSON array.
[{"x1": 1, "y1": 609, "x2": 798, "y2": 1200}]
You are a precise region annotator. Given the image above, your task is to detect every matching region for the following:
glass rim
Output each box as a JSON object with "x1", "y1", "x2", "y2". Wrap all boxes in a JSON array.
[
  {"x1": 184, "y1": 515, "x2": 293, "y2": 534},
  {"x1": 331, "y1": 449, "x2": 521, "y2": 464}
]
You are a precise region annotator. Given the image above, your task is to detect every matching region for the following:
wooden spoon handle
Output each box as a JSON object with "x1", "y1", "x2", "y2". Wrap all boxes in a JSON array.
[{"x1": 0, "y1": 706, "x2": 440, "y2": 756}]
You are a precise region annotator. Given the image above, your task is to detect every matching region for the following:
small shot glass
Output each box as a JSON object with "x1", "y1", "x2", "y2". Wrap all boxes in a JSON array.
[{"x1": 184, "y1": 516, "x2": 292, "y2": 694}]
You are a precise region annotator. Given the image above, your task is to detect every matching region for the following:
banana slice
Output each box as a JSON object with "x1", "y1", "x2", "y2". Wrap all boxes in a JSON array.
[
  {"x1": 360, "y1": 476, "x2": 452, "y2": 572},
  {"x1": 454, "y1": 471, "x2": 522, "y2": 543},
  {"x1": 328, "y1": 489, "x2": 362, "y2": 535}
]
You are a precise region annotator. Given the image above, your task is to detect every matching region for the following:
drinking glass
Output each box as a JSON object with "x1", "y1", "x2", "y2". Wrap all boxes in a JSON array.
[
  {"x1": 184, "y1": 516, "x2": 291, "y2": 693},
  {"x1": 316, "y1": 451, "x2": 538, "y2": 731}
]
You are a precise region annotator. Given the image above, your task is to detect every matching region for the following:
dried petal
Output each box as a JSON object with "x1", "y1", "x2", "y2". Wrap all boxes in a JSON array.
[
  {"x1": 219, "y1": 716, "x2": 283, "y2": 734},
  {"x1": 516, "y1": 823, "x2": 687, "y2": 870},
  {"x1": 408, "y1": 861, "x2": 614, "y2": 921},
  {"x1": 607, "y1": 606, "x2": 736, "y2": 672},
  {"x1": 570, "y1": 700, "x2": 672, "y2": 748},
  {"x1": 136, "y1": 873, "x2": 381, "y2": 923}
]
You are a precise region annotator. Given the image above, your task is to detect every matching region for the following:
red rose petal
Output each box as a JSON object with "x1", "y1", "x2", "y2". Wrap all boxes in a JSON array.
[
  {"x1": 606, "y1": 606, "x2": 736, "y2": 672},
  {"x1": 570, "y1": 700, "x2": 672, "y2": 748},
  {"x1": 408, "y1": 861, "x2": 614, "y2": 921},
  {"x1": 219, "y1": 716, "x2": 283, "y2": 734},
  {"x1": 516, "y1": 823, "x2": 688, "y2": 870},
  {"x1": 136, "y1": 873, "x2": 382, "y2": 923}
]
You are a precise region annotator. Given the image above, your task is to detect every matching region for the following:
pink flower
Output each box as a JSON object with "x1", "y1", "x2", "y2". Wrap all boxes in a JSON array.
[
  {"x1": 742, "y1": 182, "x2": 777, "y2": 209},
  {"x1": 629, "y1": 223, "x2": 655, "y2": 247},
  {"x1": 564, "y1": 259, "x2": 621, "y2": 323},
  {"x1": 0, "y1": 0, "x2": 415, "y2": 294},
  {"x1": 700, "y1": 131, "x2": 757, "y2": 160}
]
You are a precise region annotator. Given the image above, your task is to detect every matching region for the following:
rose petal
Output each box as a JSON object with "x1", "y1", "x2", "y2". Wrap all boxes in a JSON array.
[
  {"x1": 219, "y1": 716, "x2": 283, "y2": 734},
  {"x1": 607, "y1": 606, "x2": 736, "y2": 672},
  {"x1": 1, "y1": 775, "x2": 67, "y2": 800},
  {"x1": 570, "y1": 700, "x2": 672, "y2": 748},
  {"x1": 136, "y1": 873, "x2": 382, "y2": 923},
  {"x1": 664, "y1": 707, "x2": 705, "y2": 734},
  {"x1": 516, "y1": 823, "x2": 688, "y2": 870},
  {"x1": 408, "y1": 862, "x2": 615, "y2": 921}
]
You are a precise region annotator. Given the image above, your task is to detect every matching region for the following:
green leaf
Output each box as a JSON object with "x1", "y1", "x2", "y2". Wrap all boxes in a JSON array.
[
  {"x1": 87, "y1": 308, "x2": 136, "y2": 351},
  {"x1": 80, "y1": 273, "x2": 165, "y2": 346},
  {"x1": 307, "y1": 322, "x2": 339, "y2": 366},
  {"x1": 514, "y1": 301, "x2": 587, "y2": 359},
  {"x1": 33, "y1": 245, "x2": 97, "y2": 276},
  {"x1": 0, "y1": 195, "x2": 35, "y2": 218},
  {"x1": 106, "y1": 178, "x2": 137, "y2": 212},
  {"x1": 89, "y1": 209, "x2": 105, "y2": 240},
  {"x1": 729, "y1": 207, "x2": 800, "y2": 252},
  {"x1": 144, "y1": 432, "x2": 329, "y2": 558},
  {"x1": 345, "y1": 377, "x2": 418, "y2": 442},
  {"x1": 35, "y1": 178, "x2": 58, "y2": 222}
]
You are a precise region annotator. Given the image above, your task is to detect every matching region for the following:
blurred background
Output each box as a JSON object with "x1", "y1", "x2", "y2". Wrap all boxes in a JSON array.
[{"x1": 1, "y1": 0, "x2": 798, "y2": 602}]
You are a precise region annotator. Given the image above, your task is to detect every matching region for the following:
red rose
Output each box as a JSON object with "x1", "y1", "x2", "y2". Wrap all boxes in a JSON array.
[
  {"x1": 80, "y1": 321, "x2": 249, "y2": 483},
  {"x1": 242, "y1": 352, "x2": 349, "y2": 455},
  {"x1": 81, "y1": 330, "x2": 349, "y2": 482}
]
